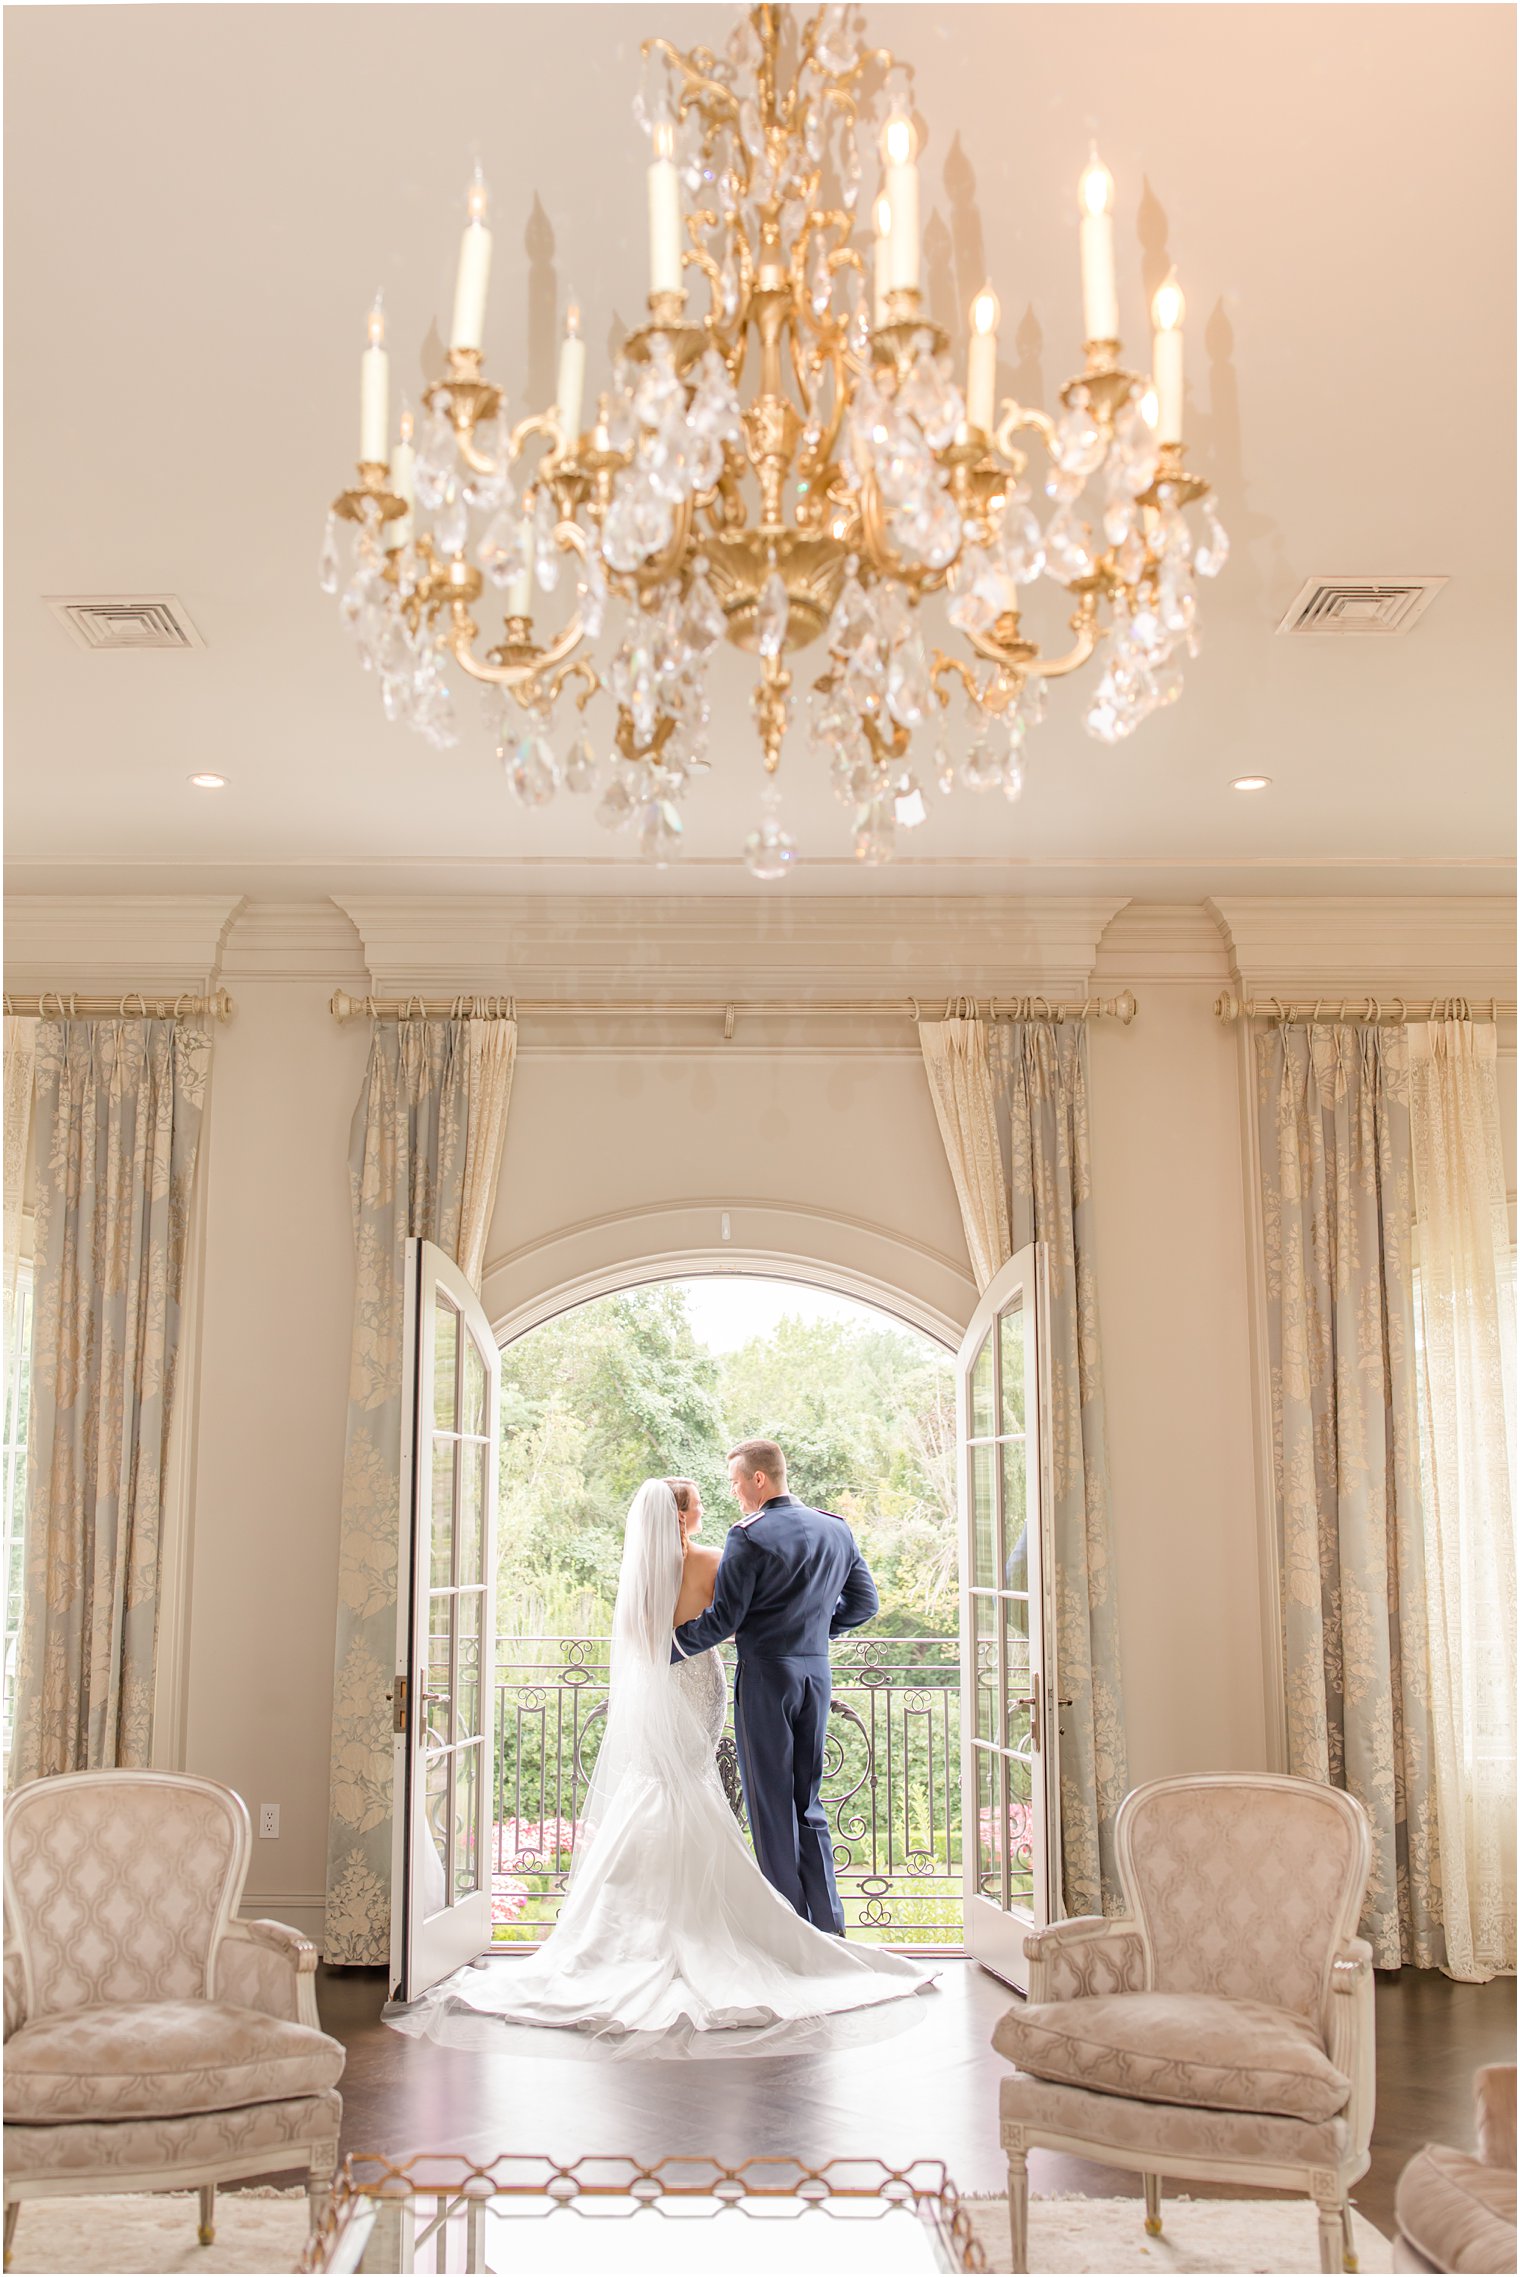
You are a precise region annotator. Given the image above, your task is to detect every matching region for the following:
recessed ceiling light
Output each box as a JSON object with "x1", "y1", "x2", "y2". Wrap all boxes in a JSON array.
[
  {"x1": 1232, "y1": 775, "x2": 1271, "y2": 791},
  {"x1": 188, "y1": 772, "x2": 227, "y2": 789}
]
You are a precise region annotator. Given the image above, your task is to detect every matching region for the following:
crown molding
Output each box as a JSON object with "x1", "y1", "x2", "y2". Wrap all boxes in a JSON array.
[
  {"x1": 1206, "y1": 895, "x2": 1516, "y2": 1003},
  {"x1": 218, "y1": 901, "x2": 367, "y2": 982},
  {"x1": 333, "y1": 894, "x2": 1131, "y2": 1002},
  {"x1": 3, "y1": 894, "x2": 246, "y2": 994},
  {"x1": 1092, "y1": 902, "x2": 1231, "y2": 984}
]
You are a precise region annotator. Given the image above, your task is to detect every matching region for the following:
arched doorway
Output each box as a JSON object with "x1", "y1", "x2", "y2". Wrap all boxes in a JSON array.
[{"x1": 487, "y1": 1266, "x2": 965, "y2": 1954}]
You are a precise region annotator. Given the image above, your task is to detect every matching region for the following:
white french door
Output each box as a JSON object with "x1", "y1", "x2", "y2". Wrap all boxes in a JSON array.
[
  {"x1": 958, "y1": 1242, "x2": 1059, "y2": 1991},
  {"x1": 391, "y1": 1239, "x2": 500, "y2": 2003}
]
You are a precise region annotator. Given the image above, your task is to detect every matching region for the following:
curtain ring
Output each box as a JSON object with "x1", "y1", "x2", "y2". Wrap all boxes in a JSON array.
[
  {"x1": 509, "y1": 995, "x2": 518, "y2": 1023},
  {"x1": 1031, "y1": 994, "x2": 1051, "y2": 1022},
  {"x1": 1391, "y1": 997, "x2": 1406, "y2": 1024},
  {"x1": 908, "y1": 996, "x2": 921, "y2": 1023}
]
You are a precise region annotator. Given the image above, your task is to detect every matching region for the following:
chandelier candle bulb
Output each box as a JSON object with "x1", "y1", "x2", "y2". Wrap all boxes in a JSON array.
[
  {"x1": 450, "y1": 167, "x2": 493, "y2": 352},
  {"x1": 386, "y1": 407, "x2": 415, "y2": 552},
  {"x1": 1078, "y1": 149, "x2": 1119, "y2": 345},
  {"x1": 556, "y1": 304, "x2": 587, "y2": 439},
  {"x1": 648, "y1": 118, "x2": 684, "y2": 300},
  {"x1": 873, "y1": 193, "x2": 893, "y2": 328},
  {"x1": 882, "y1": 112, "x2": 920, "y2": 294},
  {"x1": 966, "y1": 284, "x2": 1000, "y2": 433},
  {"x1": 360, "y1": 298, "x2": 388, "y2": 464},
  {"x1": 1152, "y1": 271, "x2": 1185, "y2": 443}
]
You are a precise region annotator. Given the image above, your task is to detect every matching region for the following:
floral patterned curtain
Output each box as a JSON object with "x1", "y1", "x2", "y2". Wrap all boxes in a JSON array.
[
  {"x1": 8, "y1": 1019, "x2": 210, "y2": 1784},
  {"x1": 1407, "y1": 1020, "x2": 1516, "y2": 1980},
  {"x1": 1255, "y1": 1022, "x2": 1443, "y2": 1968},
  {"x1": 4, "y1": 1015, "x2": 37, "y2": 1306},
  {"x1": 919, "y1": 1015, "x2": 1128, "y2": 1916},
  {"x1": 324, "y1": 1017, "x2": 515, "y2": 1965}
]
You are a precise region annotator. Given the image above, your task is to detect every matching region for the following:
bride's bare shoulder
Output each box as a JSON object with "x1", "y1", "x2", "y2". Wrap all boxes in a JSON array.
[{"x1": 674, "y1": 1541, "x2": 721, "y2": 1624}]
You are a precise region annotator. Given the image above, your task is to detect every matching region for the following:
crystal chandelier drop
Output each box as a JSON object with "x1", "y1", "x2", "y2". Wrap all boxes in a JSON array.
[{"x1": 320, "y1": 2, "x2": 1227, "y2": 877}]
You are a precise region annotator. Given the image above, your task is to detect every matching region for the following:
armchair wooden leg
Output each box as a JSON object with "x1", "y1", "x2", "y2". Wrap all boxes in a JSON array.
[
  {"x1": 1143, "y1": 2174, "x2": 1162, "y2": 2236},
  {"x1": 308, "y1": 2140, "x2": 339, "y2": 2236},
  {"x1": 197, "y1": 2183, "x2": 216, "y2": 2247},
  {"x1": 1340, "y1": 2200, "x2": 1359, "y2": 2273},
  {"x1": 1315, "y1": 2198, "x2": 1345, "y2": 2275},
  {"x1": 1005, "y1": 2147, "x2": 1030, "y2": 2275},
  {"x1": 4, "y1": 2199, "x2": 18, "y2": 2272}
]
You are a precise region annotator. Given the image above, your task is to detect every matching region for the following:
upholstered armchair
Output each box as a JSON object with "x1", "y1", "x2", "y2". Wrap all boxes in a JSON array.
[
  {"x1": 994, "y1": 1773, "x2": 1375, "y2": 2276},
  {"x1": 3, "y1": 1771, "x2": 344, "y2": 2266}
]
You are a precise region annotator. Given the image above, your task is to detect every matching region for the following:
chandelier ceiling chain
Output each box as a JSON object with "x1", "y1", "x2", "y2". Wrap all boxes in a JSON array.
[{"x1": 321, "y1": 1, "x2": 1227, "y2": 876}]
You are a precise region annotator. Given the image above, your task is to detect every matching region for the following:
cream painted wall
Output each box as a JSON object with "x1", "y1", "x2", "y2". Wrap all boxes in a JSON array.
[
  {"x1": 183, "y1": 976, "x2": 370, "y2": 1932},
  {"x1": 1086, "y1": 974, "x2": 1269, "y2": 1785}
]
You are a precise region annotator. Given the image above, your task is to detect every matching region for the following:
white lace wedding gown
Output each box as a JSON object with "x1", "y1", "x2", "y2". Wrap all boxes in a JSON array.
[{"x1": 404, "y1": 1484, "x2": 930, "y2": 2045}]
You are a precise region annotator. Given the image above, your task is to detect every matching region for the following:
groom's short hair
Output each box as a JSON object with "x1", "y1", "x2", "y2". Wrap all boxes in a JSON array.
[{"x1": 728, "y1": 1438, "x2": 786, "y2": 1486}]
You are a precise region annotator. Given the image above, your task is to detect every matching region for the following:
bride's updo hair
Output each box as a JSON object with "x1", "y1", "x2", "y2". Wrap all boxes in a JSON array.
[{"x1": 664, "y1": 1478, "x2": 699, "y2": 1519}]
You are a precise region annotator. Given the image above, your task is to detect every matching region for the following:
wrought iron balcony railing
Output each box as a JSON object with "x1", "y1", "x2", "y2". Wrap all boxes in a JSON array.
[{"x1": 489, "y1": 1633, "x2": 963, "y2": 1947}]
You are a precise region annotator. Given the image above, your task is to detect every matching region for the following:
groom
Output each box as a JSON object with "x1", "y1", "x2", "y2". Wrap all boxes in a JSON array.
[{"x1": 673, "y1": 1438, "x2": 878, "y2": 1936}]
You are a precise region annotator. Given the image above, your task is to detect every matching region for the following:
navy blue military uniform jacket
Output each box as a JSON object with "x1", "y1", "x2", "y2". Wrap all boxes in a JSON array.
[{"x1": 671, "y1": 1493, "x2": 878, "y2": 1664}]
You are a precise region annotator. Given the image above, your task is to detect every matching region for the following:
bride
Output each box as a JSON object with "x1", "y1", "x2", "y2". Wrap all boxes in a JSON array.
[{"x1": 416, "y1": 1476, "x2": 930, "y2": 2042}]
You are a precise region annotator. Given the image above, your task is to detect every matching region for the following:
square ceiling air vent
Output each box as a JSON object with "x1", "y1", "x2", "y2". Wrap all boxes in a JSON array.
[
  {"x1": 46, "y1": 595, "x2": 204, "y2": 651},
  {"x1": 1276, "y1": 575, "x2": 1447, "y2": 638}
]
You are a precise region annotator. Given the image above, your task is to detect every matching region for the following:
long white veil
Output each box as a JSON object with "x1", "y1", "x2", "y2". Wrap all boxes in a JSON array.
[{"x1": 569, "y1": 1478, "x2": 701, "y2": 1882}]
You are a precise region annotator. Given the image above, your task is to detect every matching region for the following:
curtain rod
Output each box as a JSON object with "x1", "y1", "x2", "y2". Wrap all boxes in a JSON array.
[
  {"x1": 329, "y1": 988, "x2": 1138, "y2": 1032},
  {"x1": 1215, "y1": 992, "x2": 1511, "y2": 1024},
  {"x1": 4, "y1": 990, "x2": 235, "y2": 1022}
]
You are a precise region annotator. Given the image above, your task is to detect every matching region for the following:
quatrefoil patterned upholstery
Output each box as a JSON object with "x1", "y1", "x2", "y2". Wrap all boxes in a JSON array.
[{"x1": 6, "y1": 1773, "x2": 243, "y2": 2014}]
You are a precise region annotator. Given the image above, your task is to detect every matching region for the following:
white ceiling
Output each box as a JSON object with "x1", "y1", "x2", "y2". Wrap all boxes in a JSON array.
[{"x1": 4, "y1": 2, "x2": 1515, "y2": 901}]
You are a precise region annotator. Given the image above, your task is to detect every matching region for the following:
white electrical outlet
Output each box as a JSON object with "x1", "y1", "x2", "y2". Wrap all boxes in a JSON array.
[{"x1": 258, "y1": 1804, "x2": 280, "y2": 1839}]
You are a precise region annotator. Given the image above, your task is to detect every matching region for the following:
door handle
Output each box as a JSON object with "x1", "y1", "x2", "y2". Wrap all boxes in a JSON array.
[{"x1": 1013, "y1": 1691, "x2": 1042, "y2": 1752}]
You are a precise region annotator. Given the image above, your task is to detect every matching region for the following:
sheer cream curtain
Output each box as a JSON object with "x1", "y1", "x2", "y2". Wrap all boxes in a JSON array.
[
  {"x1": 1407, "y1": 1019, "x2": 1517, "y2": 1980},
  {"x1": 920, "y1": 1013, "x2": 1128, "y2": 1915},
  {"x1": 4, "y1": 1015, "x2": 37, "y2": 1305},
  {"x1": 324, "y1": 1016, "x2": 516, "y2": 1965},
  {"x1": 8, "y1": 1018, "x2": 211, "y2": 1783}
]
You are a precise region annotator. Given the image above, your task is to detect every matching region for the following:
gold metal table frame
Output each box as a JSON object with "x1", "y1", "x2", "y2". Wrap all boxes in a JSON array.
[{"x1": 302, "y1": 2151, "x2": 987, "y2": 2273}]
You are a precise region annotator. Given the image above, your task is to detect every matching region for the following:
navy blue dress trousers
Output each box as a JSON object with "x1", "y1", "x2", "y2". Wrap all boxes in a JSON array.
[{"x1": 673, "y1": 1494, "x2": 879, "y2": 1933}]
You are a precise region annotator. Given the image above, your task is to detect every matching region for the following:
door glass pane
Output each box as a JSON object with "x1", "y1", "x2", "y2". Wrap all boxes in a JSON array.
[
  {"x1": 1003, "y1": 1595, "x2": 1032, "y2": 1758},
  {"x1": 458, "y1": 1442, "x2": 486, "y2": 1587},
  {"x1": 453, "y1": 1742, "x2": 480, "y2": 1903},
  {"x1": 971, "y1": 1593, "x2": 998, "y2": 1744},
  {"x1": 425, "y1": 1597, "x2": 453, "y2": 1744},
  {"x1": 1001, "y1": 1440, "x2": 1028, "y2": 1589},
  {"x1": 970, "y1": 1442, "x2": 996, "y2": 1587},
  {"x1": 974, "y1": 1745, "x2": 999, "y2": 1900},
  {"x1": 434, "y1": 1298, "x2": 459, "y2": 1432},
  {"x1": 1006, "y1": 1749, "x2": 1035, "y2": 1909},
  {"x1": 430, "y1": 1441, "x2": 456, "y2": 1591},
  {"x1": 424, "y1": 1750, "x2": 450, "y2": 1916},
  {"x1": 970, "y1": 1334, "x2": 995, "y2": 1436},
  {"x1": 462, "y1": 1334, "x2": 487, "y2": 1437},
  {"x1": 999, "y1": 1302, "x2": 1025, "y2": 1433},
  {"x1": 455, "y1": 1589, "x2": 482, "y2": 1743}
]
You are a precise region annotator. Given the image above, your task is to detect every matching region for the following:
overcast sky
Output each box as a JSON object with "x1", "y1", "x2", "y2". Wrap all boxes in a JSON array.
[{"x1": 671, "y1": 1276, "x2": 903, "y2": 1355}]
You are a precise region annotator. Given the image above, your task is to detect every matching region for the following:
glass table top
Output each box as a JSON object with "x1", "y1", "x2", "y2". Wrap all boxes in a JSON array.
[{"x1": 305, "y1": 2155, "x2": 984, "y2": 2275}]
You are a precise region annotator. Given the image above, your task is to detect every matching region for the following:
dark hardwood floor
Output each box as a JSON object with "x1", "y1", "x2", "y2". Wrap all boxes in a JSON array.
[{"x1": 312, "y1": 1957, "x2": 1515, "y2": 2242}]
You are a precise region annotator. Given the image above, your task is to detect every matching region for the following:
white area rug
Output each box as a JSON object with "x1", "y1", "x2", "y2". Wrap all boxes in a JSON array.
[
  {"x1": 6, "y1": 2189, "x2": 311, "y2": 2275},
  {"x1": 964, "y1": 2191, "x2": 1393, "y2": 2274},
  {"x1": 4, "y1": 2185, "x2": 1394, "y2": 2274}
]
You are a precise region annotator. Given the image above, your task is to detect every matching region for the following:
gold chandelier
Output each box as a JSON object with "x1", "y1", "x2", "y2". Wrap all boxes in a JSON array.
[{"x1": 321, "y1": 2, "x2": 1226, "y2": 875}]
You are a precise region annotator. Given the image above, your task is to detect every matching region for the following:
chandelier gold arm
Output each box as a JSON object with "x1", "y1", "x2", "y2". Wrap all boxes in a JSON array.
[
  {"x1": 993, "y1": 399, "x2": 1058, "y2": 459},
  {"x1": 443, "y1": 517, "x2": 592, "y2": 692},
  {"x1": 1023, "y1": 592, "x2": 1104, "y2": 679}
]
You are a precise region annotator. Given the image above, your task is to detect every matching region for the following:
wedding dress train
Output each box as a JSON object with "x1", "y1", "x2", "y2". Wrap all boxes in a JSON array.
[{"x1": 389, "y1": 1483, "x2": 932, "y2": 2051}]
